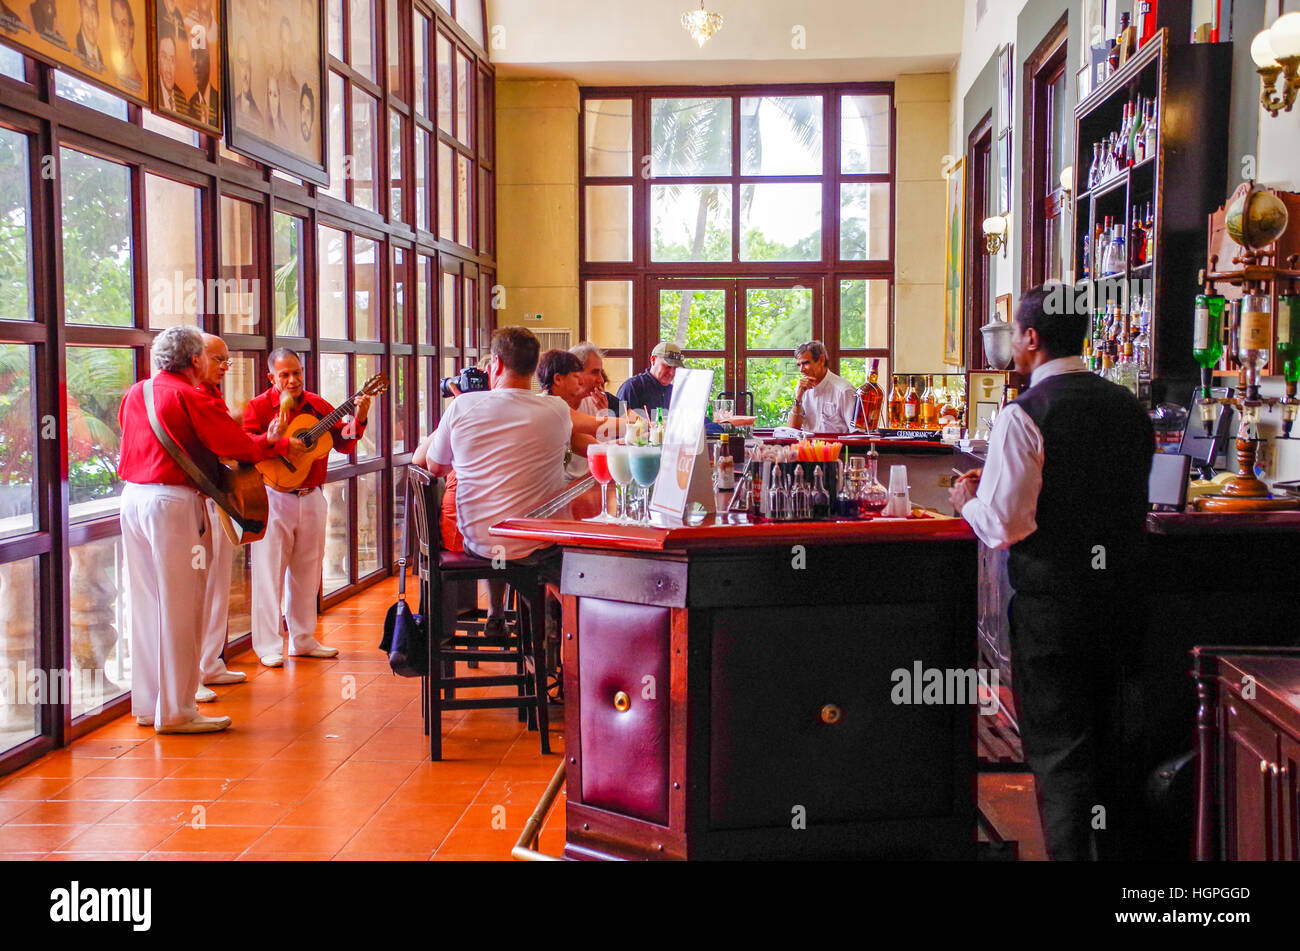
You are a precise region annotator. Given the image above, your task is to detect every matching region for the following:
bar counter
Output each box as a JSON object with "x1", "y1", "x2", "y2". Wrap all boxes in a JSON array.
[{"x1": 493, "y1": 478, "x2": 979, "y2": 861}]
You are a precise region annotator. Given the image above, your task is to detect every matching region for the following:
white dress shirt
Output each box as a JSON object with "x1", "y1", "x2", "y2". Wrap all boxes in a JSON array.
[
  {"x1": 960, "y1": 356, "x2": 1088, "y2": 550},
  {"x1": 797, "y1": 369, "x2": 858, "y2": 432}
]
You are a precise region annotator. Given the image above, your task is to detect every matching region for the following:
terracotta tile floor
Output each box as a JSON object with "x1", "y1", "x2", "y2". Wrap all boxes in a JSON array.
[{"x1": 0, "y1": 575, "x2": 1042, "y2": 861}]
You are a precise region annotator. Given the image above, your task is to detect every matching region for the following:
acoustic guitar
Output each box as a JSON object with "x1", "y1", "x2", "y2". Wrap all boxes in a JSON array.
[
  {"x1": 212, "y1": 463, "x2": 270, "y2": 545},
  {"x1": 257, "y1": 373, "x2": 389, "y2": 491}
]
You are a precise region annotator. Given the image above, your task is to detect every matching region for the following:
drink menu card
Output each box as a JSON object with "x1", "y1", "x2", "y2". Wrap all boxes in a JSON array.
[{"x1": 651, "y1": 367, "x2": 715, "y2": 520}]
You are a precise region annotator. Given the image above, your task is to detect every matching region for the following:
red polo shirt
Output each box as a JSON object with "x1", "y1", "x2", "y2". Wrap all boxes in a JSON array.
[
  {"x1": 117, "y1": 371, "x2": 287, "y2": 487},
  {"x1": 242, "y1": 386, "x2": 366, "y2": 491}
]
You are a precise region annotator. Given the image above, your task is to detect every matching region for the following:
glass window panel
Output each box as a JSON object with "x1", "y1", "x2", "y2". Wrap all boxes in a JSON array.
[
  {"x1": 584, "y1": 185, "x2": 632, "y2": 262},
  {"x1": 418, "y1": 355, "x2": 431, "y2": 434},
  {"x1": 350, "y1": 0, "x2": 376, "y2": 79},
  {"x1": 840, "y1": 94, "x2": 891, "y2": 174},
  {"x1": 432, "y1": 0, "x2": 447, "y2": 9},
  {"x1": 319, "y1": 352, "x2": 349, "y2": 465},
  {"x1": 146, "y1": 175, "x2": 201, "y2": 328},
  {"x1": 585, "y1": 281, "x2": 632, "y2": 350},
  {"x1": 414, "y1": 12, "x2": 429, "y2": 115},
  {"x1": 0, "y1": 128, "x2": 33, "y2": 321},
  {"x1": 584, "y1": 99, "x2": 632, "y2": 177},
  {"x1": 740, "y1": 96, "x2": 822, "y2": 175},
  {"x1": 318, "y1": 226, "x2": 348, "y2": 339},
  {"x1": 321, "y1": 480, "x2": 350, "y2": 594},
  {"x1": 838, "y1": 279, "x2": 890, "y2": 350},
  {"x1": 353, "y1": 236, "x2": 379, "y2": 340},
  {"x1": 391, "y1": 465, "x2": 406, "y2": 566},
  {"x1": 1049, "y1": 73, "x2": 1067, "y2": 185},
  {"x1": 227, "y1": 542, "x2": 252, "y2": 644},
  {"x1": 70, "y1": 534, "x2": 130, "y2": 715},
  {"x1": 0, "y1": 555, "x2": 40, "y2": 751},
  {"x1": 744, "y1": 285, "x2": 813, "y2": 350},
  {"x1": 61, "y1": 149, "x2": 133, "y2": 327},
  {"x1": 746, "y1": 356, "x2": 799, "y2": 428},
  {"x1": 658, "y1": 287, "x2": 724, "y2": 351},
  {"x1": 840, "y1": 182, "x2": 890, "y2": 260},
  {"x1": 55, "y1": 71, "x2": 128, "y2": 119},
  {"x1": 461, "y1": 276, "x2": 475, "y2": 349},
  {"x1": 479, "y1": 168, "x2": 493, "y2": 255},
  {"x1": 454, "y1": 0, "x2": 484, "y2": 45},
  {"x1": 356, "y1": 354, "x2": 380, "y2": 458},
  {"x1": 224, "y1": 353, "x2": 260, "y2": 418},
  {"x1": 357, "y1": 469, "x2": 380, "y2": 576},
  {"x1": 416, "y1": 127, "x2": 430, "y2": 230},
  {"x1": 142, "y1": 109, "x2": 200, "y2": 146},
  {"x1": 650, "y1": 98, "x2": 730, "y2": 176},
  {"x1": 455, "y1": 50, "x2": 470, "y2": 146},
  {"x1": 650, "y1": 185, "x2": 731, "y2": 262},
  {"x1": 740, "y1": 184, "x2": 821, "y2": 261},
  {"x1": 390, "y1": 110, "x2": 405, "y2": 223},
  {"x1": 386, "y1": 0, "x2": 404, "y2": 96},
  {"x1": 327, "y1": 0, "x2": 344, "y2": 59},
  {"x1": 601, "y1": 357, "x2": 633, "y2": 394},
  {"x1": 219, "y1": 197, "x2": 259, "y2": 334},
  {"x1": 418, "y1": 254, "x2": 432, "y2": 345},
  {"x1": 391, "y1": 354, "x2": 410, "y2": 454},
  {"x1": 326, "y1": 72, "x2": 347, "y2": 200},
  {"x1": 436, "y1": 33, "x2": 452, "y2": 133},
  {"x1": 437, "y1": 142, "x2": 454, "y2": 241},
  {"x1": 0, "y1": 345, "x2": 37, "y2": 539},
  {"x1": 391, "y1": 247, "x2": 407, "y2": 342},
  {"x1": 66, "y1": 346, "x2": 133, "y2": 522},
  {"x1": 0, "y1": 44, "x2": 22, "y2": 80},
  {"x1": 441, "y1": 271, "x2": 456, "y2": 346},
  {"x1": 351, "y1": 87, "x2": 378, "y2": 212},
  {"x1": 455, "y1": 152, "x2": 470, "y2": 246},
  {"x1": 273, "y1": 213, "x2": 305, "y2": 335}
]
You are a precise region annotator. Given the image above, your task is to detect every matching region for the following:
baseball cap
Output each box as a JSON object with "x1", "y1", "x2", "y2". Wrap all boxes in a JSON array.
[{"x1": 651, "y1": 341, "x2": 685, "y2": 367}]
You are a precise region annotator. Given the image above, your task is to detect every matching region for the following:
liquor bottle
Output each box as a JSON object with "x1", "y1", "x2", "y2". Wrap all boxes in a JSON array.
[
  {"x1": 1134, "y1": 313, "x2": 1152, "y2": 380},
  {"x1": 903, "y1": 378, "x2": 920, "y2": 428},
  {"x1": 1238, "y1": 292, "x2": 1273, "y2": 399},
  {"x1": 920, "y1": 376, "x2": 939, "y2": 428},
  {"x1": 1143, "y1": 100, "x2": 1157, "y2": 158},
  {"x1": 810, "y1": 465, "x2": 830, "y2": 519},
  {"x1": 1129, "y1": 208, "x2": 1144, "y2": 267},
  {"x1": 1119, "y1": 103, "x2": 1132, "y2": 166},
  {"x1": 888, "y1": 378, "x2": 905, "y2": 429},
  {"x1": 650, "y1": 407, "x2": 664, "y2": 446},
  {"x1": 1114, "y1": 340, "x2": 1140, "y2": 396},
  {"x1": 1279, "y1": 296, "x2": 1300, "y2": 384},
  {"x1": 1143, "y1": 202, "x2": 1155, "y2": 261},
  {"x1": 855, "y1": 358, "x2": 884, "y2": 432},
  {"x1": 1192, "y1": 293, "x2": 1226, "y2": 400},
  {"x1": 1082, "y1": 230, "x2": 1092, "y2": 279},
  {"x1": 1088, "y1": 142, "x2": 1102, "y2": 189},
  {"x1": 1132, "y1": 97, "x2": 1145, "y2": 163}
]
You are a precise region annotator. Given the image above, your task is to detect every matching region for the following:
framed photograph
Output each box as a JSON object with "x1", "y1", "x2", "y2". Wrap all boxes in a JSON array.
[
  {"x1": 0, "y1": 0, "x2": 149, "y2": 104},
  {"x1": 996, "y1": 130, "x2": 1011, "y2": 217},
  {"x1": 997, "y1": 44, "x2": 1013, "y2": 135},
  {"x1": 1076, "y1": 64, "x2": 1092, "y2": 102},
  {"x1": 943, "y1": 157, "x2": 966, "y2": 368},
  {"x1": 994, "y1": 293, "x2": 1012, "y2": 324},
  {"x1": 1081, "y1": 0, "x2": 1105, "y2": 67},
  {"x1": 152, "y1": 0, "x2": 221, "y2": 133},
  {"x1": 223, "y1": 0, "x2": 326, "y2": 185},
  {"x1": 975, "y1": 400, "x2": 1001, "y2": 434}
]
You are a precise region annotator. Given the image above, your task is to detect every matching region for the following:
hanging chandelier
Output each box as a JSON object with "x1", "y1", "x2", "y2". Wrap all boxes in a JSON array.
[{"x1": 681, "y1": 3, "x2": 723, "y2": 47}]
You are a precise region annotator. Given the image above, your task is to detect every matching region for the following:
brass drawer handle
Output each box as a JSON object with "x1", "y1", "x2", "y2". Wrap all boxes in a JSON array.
[
  {"x1": 613, "y1": 691, "x2": 630, "y2": 712},
  {"x1": 820, "y1": 704, "x2": 843, "y2": 725}
]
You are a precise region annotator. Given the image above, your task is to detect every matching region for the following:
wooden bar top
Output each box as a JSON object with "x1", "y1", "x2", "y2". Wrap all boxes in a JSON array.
[
  {"x1": 491, "y1": 477, "x2": 975, "y2": 553},
  {"x1": 1146, "y1": 510, "x2": 1300, "y2": 535}
]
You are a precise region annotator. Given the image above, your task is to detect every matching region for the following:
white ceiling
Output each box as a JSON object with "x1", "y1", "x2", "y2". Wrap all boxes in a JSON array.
[{"x1": 486, "y1": 0, "x2": 964, "y2": 84}]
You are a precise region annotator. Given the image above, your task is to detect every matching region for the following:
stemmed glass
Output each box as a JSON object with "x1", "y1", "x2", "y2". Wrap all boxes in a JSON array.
[
  {"x1": 628, "y1": 445, "x2": 662, "y2": 527},
  {"x1": 605, "y1": 444, "x2": 635, "y2": 525},
  {"x1": 585, "y1": 444, "x2": 615, "y2": 523}
]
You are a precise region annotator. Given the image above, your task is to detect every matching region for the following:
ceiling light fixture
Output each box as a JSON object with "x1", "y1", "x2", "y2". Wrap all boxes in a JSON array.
[{"x1": 681, "y1": 3, "x2": 723, "y2": 47}]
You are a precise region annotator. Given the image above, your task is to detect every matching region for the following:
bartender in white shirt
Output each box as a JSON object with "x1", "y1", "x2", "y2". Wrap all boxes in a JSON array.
[{"x1": 787, "y1": 341, "x2": 858, "y2": 432}]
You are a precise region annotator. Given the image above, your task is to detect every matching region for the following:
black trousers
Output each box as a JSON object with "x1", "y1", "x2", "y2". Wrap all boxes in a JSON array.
[{"x1": 1009, "y1": 590, "x2": 1148, "y2": 861}]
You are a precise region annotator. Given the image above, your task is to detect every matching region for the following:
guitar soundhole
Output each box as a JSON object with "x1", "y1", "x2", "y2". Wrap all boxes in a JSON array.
[{"x1": 298, "y1": 433, "x2": 315, "y2": 450}]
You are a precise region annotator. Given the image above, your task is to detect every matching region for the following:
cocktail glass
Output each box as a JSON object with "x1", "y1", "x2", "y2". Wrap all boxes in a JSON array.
[
  {"x1": 605, "y1": 444, "x2": 635, "y2": 524},
  {"x1": 629, "y1": 445, "x2": 662, "y2": 527},
  {"x1": 585, "y1": 444, "x2": 615, "y2": 523}
]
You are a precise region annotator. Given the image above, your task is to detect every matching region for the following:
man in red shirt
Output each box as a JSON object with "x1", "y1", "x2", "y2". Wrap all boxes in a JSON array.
[
  {"x1": 243, "y1": 348, "x2": 370, "y2": 666},
  {"x1": 118, "y1": 326, "x2": 298, "y2": 734}
]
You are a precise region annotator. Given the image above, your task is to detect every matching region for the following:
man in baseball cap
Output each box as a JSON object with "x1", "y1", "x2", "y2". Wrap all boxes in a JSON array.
[{"x1": 616, "y1": 341, "x2": 683, "y2": 413}]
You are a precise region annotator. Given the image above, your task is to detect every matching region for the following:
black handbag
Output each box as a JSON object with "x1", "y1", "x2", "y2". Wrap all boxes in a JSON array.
[{"x1": 381, "y1": 487, "x2": 427, "y2": 677}]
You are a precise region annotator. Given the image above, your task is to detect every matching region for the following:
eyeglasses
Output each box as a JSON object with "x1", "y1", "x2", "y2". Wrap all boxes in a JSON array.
[{"x1": 215, "y1": 358, "x2": 233, "y2": 367}]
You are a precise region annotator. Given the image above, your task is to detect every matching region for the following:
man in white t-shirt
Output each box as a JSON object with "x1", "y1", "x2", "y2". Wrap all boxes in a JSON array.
[
  {"x1": 425, "y1": 326, "x2": 572, "y2": 564},
  {"x1": 788, "y1": 340, "x2": 859, "y2": 432}
]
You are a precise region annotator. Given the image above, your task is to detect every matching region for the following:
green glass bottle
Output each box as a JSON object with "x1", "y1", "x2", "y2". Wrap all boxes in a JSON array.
[
  {"x1": 1192, "y1": 293, "x2": 1226, "y2": 398},
  {"x1": 1277, "y1": 295, "x2": 1300, "y2": 385}
]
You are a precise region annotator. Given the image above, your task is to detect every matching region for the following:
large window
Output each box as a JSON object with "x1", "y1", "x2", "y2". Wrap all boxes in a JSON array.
[
  {"x1": 580, "y1": 86, "x2": 894, "y2": 423},
  {"x1": 1024, "y1": 18, "x2": 1070, "y2": 290}
]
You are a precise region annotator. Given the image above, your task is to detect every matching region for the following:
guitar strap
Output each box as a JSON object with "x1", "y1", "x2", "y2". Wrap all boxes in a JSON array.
[{"x1": 142, "y1": 378, "x2": 241, "y2": 525}]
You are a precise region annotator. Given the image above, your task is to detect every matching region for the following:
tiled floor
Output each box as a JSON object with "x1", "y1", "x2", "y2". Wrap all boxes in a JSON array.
[{"x1": 0, "y1": 575, "x2": 1042, "y2": 861}]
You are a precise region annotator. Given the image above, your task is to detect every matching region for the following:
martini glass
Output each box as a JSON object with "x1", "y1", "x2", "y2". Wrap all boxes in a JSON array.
[
  {"x1": 585, "y1": 444, "x2": 615, "y2": 523},
  {"x1": 605, "y1": 444, "x2": 635, "y2": 524},
  {"x1": 628, "y1": 445, "x2": 662, "y2": 526}
]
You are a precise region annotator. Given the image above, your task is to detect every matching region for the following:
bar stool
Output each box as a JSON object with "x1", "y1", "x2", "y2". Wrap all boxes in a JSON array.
[{"x1": 407, "y1": 465, "x2": 551, "y2": 760}]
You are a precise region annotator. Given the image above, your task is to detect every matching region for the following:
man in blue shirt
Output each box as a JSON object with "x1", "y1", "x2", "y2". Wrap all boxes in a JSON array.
[{"x1": 616, "y1": 341, "x2": 683, "y2": 413}]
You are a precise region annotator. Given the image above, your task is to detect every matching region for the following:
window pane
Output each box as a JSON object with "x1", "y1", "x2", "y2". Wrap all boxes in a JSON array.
[
  {"x1": 414, "y1": 12, "x2": 429, "y2": 115},
  {"x1": 327, "y1": 0, "x2": 344, "y2": 59},
  {"x1": 455, "y1": 50, "x2": 471, "y2": 147},
  {"x1": 146, "y1": 175, "x2": 200, "y2": 328},
  {"x1": 354, "y1": 236, "x2": 379, "y2": 340},
  {"x1": 437, "y1": 142, "x2": 454, "y2": 241},
  {"x1": 456, "y1": 153, "x2": 471, "y2": 247},
  {"x1": 584, "y1": 185, "x2": 632, "y2": 262},
  {"x1": 839, "y1": 279, "x2": 890, "y2": 350},
  {"x1": 318, "y1": 226, "x2": 348, "y2": 338},
  {"x1": 418, "y1": 254, "x2": 432, "y2": 345},
  {"x1": 746, "y1": 357, "x2": 799, "y2": 428},
  {"x1": 0, "y1": 556, "x2": 40, "y2": 751},
  {"x1": 584, "y1": 99, "x2": 632, "y2": 177},
  {"x1": 224, "y1": 353, "x2": 260, "y2": 418},
  {"x1": 391, "y1": 353, "x2": 410, "y2": 453},
  {"x1": 320, "y1": 352, "x2": 349, "y2": 465},
  {"x1": 357, "y1": 470, "x2": 380, "y2": 576},
  {"x1": 351, "y1": 87, "x2": 378, "y2": 212},
  {"x1": 462, "y1": 276, "x2": 476, "y2": 349},
  {"x1": 142, "y1": 109, "x2": 201, "y2": 146},
  {"x1": 219, "y1": 197, "x2": 259, "y2": 333},
  {"x1": 841, "y1": 94, "x2": 891, "y2": 174},
  {"x1": 585, "y1": 281, "x2": 632, "y2": 350},
  {"x1": 391, "y1": 247, "x2": 407, "y2": 342},
  {"x1": 602, "y1": 357, "x2": 633, "y2": 394},
  {"x1": 1048, "y1": 72, "x2": 1068, "y2": 185},
  {"x1": 0, "y1": 44, "x2": 22, "y2": 81},
  {"x1": 436, "y1": 33, "x2": 452, "y2": 133},
  {"x1": 740, "y1": 183, "x2": 821, "y2": 261},
  {"x1": 387, "y1": 0, "x2": 404, "y2": 96},
  {"x1": 325, "y1": 72, "x2": 347, "y2": 200},
  {"x1": 390, "y1": 110, "x2": 405, "y2": 222},
  {"x1": 322, "y1": 480, "x2": 350, "y2": 594},
  {"x1": 70, "y1": 534, "x2": 130, "y2": 715},
  {"x1": 658, "y1": 287, "x2": 724, "y2": 350},
  {"x1": 356, "y1": 354, "x2": 380, "y2": 458},
  {"x1": 651, "y1": 98, "x2": 731, "y2": 176},
  {"x1": 651, "y1": 185, "x2": 731, "y2": 262},
  {"x1": 745, "y1": 286, "x2": 813, "y2": 350},
  {"x1": 55, "y1": 71, "x2": 127, "y2": 119},
  {"x1": 0, "y1": 128, "x2": 33, "y2": 321},
  {"x1": 416, "y1": 127, "x2": 430, "y2": 230},
  {"x1": 840, "y1": 182, "x2": 890, "y2": 260},
  {"x1": 740, "y1": 96, "x2": 822, "y2": 175},
  {"x1": 391, "y1": 465, "x2": 406, "y2": 564},
  {"x1": 227, "y1": 543, "x2": 252, "y2": 645},
  {"x1": 273, "y1": 213, "x2": 305, "y2": 335},
  {"x1": 0, "y1": 345, "x2": 37, "y2": 539},
  {"x1": 61, "y1": 149, "x2": 133, "y2": 327},
  {"x1": 441, "y1": 271, "x2": 456, "y2": 346},
  {"x1": 67, "y1": 346, "x2": 133, "y2": 522},
  {"x1": 350, "y1": 0, "x2": 376, "y2": 79},
  {"x1": 418, "y1": 355, "x2": 431, "y2": 434},
  {"x1": 454, "y1": 0, "x2": 484, "y2": 45}
]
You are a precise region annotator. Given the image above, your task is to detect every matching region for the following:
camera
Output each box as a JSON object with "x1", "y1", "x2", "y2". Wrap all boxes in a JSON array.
[{"x1": 440, "y1": 366, "x2": 489, "y2": 397}]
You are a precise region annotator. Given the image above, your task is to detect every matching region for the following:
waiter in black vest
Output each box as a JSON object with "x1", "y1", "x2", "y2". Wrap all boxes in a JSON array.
[{"x1": 949, "y1": 285, "x2": 1154, "y2": 860}]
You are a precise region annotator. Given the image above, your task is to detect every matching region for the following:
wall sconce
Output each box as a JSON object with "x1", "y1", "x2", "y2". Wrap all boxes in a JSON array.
[
  {"x1": 1059, "y1": 165, "x2": 1074, "y2": 213},
  {"x1": 983, "y1": 215, "x2": 1009, "y2": 257},
  {"x1": 1252, "y1": 12, "x2": 1300, "y2": 117}
]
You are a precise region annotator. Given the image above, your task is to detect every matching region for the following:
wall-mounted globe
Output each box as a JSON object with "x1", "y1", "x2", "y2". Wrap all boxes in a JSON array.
[{"x1": 1225, "y1": 182, "x2": 1290, "y2": 251}]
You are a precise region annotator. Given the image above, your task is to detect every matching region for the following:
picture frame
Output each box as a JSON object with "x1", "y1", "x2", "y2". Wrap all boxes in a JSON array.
[
  {"x1": 1076, "y1": 64, "x2": 1092, "y2": 102},
  {"x1": 975, "y1": 400, "x2": 1001, "y2": 434},
  {"x1": 1081, "y1": 0, "x2": 1105, "y2": 68},
  {"x1": 222, "y1": 0, "x2": 327, "y2": 185},
  {"x1": 996, "y1": 130, "x2": 1011, "y2": 217},
  {"x1": 151, "y1": 0, "x2": 222, "y2": 134},
  {"x1": 943, "y1": 157, "x2": 966, "y2": 368},
  {"x1": 997, "y1": 43, "x2": 1013, "y2": 135},
  {"x1": 994, "y1": 293, "x2": 1012, "y2": 324},
  {"x1": 0, "y1": 0, "x2": 150, "y2": 105}
]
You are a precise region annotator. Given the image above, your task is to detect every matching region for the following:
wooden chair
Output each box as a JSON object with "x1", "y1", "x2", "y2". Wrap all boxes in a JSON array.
[{"x1": 406, "y1": 465, "x2": 551, "y2": 760}]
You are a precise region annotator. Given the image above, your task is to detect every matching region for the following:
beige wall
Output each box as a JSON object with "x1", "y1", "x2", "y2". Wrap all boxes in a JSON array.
[
  {"x1": 892, "y1": 72, "x2": 952, "y2": 373},
  {"x1": 494, "y1": 79, "x2": 581, "y2": 340}
]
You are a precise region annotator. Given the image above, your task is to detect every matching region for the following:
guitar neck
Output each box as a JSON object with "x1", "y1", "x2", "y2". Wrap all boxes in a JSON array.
[{"x1": 304, "y1": 398, "x2": 357, "y2": 441}]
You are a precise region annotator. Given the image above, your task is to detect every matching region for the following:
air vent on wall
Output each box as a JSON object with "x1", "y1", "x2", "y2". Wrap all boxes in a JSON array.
[{"x1": 530, "y1": 328, "x2": 572, "y2": 391}]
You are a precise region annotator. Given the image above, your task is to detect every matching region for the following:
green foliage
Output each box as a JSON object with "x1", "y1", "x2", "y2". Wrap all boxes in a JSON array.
[
  {"x1": 273, "y1": 213, "x2": 301, "y2": 335},
  {"x1": 59, "y1": 149, "x2": 134, "y2": 328}
]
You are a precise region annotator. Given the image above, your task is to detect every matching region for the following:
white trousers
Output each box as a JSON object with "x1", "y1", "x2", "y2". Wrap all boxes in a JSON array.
[
  {"x1": 250, "y1": 487, "x2": 327, "y2": 659},
  {"x1": 121, "y1": 483, "x2": 207, "y2": 727},
  {"x1": 200, "y1": 498, "x2": 235, "y2": 681}
]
